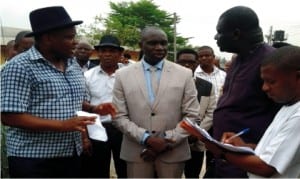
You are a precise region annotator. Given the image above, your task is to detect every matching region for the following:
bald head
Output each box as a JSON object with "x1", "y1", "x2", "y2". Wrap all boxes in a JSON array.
[
  {"x1": 77, "y1": 40, "x2": 93, "y2": 50},
  {"x1": 74, "y1": 40, "x2": 93, "y2": 67},
  {"x1": 215, "y1": 6, "x2": 264, "y2": 53},
  {"x1": 140, "y1": 26, "x2": 167, "y2": 41},
  {"x1": 139, "y1": 26, "x2": 168, "y2": 65},
  {"x1": 219, "y1": 6, "x2": 260, "y2": 31}
]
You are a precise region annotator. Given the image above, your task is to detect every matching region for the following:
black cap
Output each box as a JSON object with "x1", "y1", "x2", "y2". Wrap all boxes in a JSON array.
[
  {"x1": 94, "y1": 35, "x2": 124, "y2": 51},
  {"x1": 26, "y1": 6, "x2": 83, "y2": 37}
]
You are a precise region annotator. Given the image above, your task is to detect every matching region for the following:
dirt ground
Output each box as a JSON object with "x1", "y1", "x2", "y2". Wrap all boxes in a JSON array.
[{"x1": 109, "y1": 152, "x2": 207, "y2": 178}]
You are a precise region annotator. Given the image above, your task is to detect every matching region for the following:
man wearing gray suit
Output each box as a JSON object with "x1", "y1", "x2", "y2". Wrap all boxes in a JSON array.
[{"x1": 112, "y1": 26, "x2": 200, "y2": 178}]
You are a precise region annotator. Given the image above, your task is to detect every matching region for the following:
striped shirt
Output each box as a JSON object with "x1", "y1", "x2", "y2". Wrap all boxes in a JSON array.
[{"x1": 1, "y1": 46, "x2": 86, "y2": 158}]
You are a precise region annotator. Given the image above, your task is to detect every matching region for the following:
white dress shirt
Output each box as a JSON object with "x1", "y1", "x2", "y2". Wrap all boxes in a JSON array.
[
  {"x1": 194, "y1": 65, "x2": 226, "y2": 100},
  {"x1": 248, "y1": 101, "x2": 300, "y2": 178},
  {"x1": 84, "y1": 65, "x2": 121, "y2": 122}
]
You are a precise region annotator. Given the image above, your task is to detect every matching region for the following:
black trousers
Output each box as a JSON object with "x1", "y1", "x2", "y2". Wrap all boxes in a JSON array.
[
  {"x1": 8, "y1": 155, "x2": 81, "y2": 178},
  {"x1": 184, "y1": 150, "x2": 205, "y2": 178},
  {"x1": 81, "y1": 123, "x2": 127, "y2": 178}
]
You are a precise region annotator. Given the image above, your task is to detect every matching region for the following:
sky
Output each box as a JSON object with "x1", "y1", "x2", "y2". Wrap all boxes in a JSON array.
[{"x1": 1, "y1": 0, "x2": 299, "y2": 59}]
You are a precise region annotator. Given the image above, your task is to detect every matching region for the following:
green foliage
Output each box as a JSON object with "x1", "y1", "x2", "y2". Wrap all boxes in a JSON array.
[
  {"x1": 77, "y1": 0, "x2": 191, "y2": 60},
  {"x1": 77, "y1": 15, "x2": 105, "y2": 45}
]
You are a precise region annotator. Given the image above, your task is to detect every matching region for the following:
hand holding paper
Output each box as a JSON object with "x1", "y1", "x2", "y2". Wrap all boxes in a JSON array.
[
  {"x1": 180, "y1": 118, "x2": 254, "y2": 154},
  {"x1": 76, "y1": 111, "x2": 108, "y2": 142}
]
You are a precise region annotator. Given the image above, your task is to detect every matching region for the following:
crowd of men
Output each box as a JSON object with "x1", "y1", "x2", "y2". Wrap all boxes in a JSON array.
[{"x1": 1, "y1": 5, "x2": 299, "y2": 179}]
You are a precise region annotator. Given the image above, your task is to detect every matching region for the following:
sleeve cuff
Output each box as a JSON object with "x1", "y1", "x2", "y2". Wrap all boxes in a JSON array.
[{"x1": 141, "y1": 131, "x2": 150, "y2": 145}]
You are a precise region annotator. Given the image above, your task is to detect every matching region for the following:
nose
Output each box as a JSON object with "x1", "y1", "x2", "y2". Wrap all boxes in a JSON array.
[
  {"x1": 262, "y1": 82, "x2": 269, "y2": 92},
  {"x1": 154, "y1": 43, "x2": 164, "y2": 50},
  {"x1": 214, "y1": 34, "x2": 218, "y2": 40}
]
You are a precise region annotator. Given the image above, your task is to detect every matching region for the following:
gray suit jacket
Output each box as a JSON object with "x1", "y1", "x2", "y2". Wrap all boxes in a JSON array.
[{"x1": 112, "y1": 60, "x2": 200, "y2": 162}]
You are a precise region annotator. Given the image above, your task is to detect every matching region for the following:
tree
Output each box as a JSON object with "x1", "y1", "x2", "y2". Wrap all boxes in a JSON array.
[
  {"x1": 78, "y1": 0, "x2": 191, "y2": 60},
  {"x1": 77, "y1": 15, "x2": 105, "y2": 45}
]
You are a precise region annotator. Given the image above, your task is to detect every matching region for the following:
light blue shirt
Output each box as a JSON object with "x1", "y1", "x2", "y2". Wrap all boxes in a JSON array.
[
  {"x1": 141, "y1": 59, "x2": 164, "y2": 104},
  {"x1": 140, "y1": 59, "x2": 164, "y2": 145}
]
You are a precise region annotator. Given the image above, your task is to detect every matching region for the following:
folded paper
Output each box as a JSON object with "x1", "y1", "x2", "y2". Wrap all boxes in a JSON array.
[{"x1": 76, "y1": 111, "x2": 108, "y2": 141}]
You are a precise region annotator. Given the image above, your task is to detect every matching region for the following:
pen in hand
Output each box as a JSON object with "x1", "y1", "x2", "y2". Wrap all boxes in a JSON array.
[{"x1": 225, "y1": 128, "x2": 250, "y2": 143}]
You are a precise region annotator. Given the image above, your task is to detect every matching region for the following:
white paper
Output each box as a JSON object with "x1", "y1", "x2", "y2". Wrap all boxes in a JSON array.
[
  {"x1": 76, "y1": 111, "x2": 108, "y2": 142},
  {"x1": 185, "y1": 118, "x2": 255, "y2": 154}
]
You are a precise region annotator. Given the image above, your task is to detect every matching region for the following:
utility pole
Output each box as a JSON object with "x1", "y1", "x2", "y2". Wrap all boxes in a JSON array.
[
  {"x1": 265, "y1": 26, "x2": 273, "y2": 45},
  {"x1": 173, "y1": 12, "x2": 177, "y2": 62}
]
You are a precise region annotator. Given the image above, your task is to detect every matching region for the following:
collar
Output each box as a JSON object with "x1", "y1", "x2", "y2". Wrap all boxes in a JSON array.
[
  {"x1": 27, "y1": 46, "x2": 75, "y2": 68},
  {"x1": 195, "y1": 65, "x2": 220, "y2": 75},
  {"x1": 141, "y1": 58, "x2": 164, "y2": 71}
]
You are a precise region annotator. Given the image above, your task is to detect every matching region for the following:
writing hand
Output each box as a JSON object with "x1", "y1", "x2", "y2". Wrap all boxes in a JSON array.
[{"x1": 221, "y1": 132, "x2": 246, "y2": 146}]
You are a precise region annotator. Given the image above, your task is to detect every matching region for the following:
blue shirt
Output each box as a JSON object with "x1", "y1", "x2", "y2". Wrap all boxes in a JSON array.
[
  {"x1": 140, "y1": 59, "x2": 164, "y2": 144},
  {"x1": 141, "y1": 59, "x2": 163, "y2": 104},
  {"x1": 1, "y1": 47, "x2": 86, "y2": 158}
]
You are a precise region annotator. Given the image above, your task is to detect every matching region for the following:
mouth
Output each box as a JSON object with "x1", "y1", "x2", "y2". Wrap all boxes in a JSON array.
[{"x1": 153, "y1": 52, "x2": 165, "y2": 58}]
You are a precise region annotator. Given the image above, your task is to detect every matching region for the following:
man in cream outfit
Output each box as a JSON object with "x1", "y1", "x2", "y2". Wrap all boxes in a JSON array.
[
  {"x1": 175, "y1": 48, "x2": 217, "y2": 178},
  {"x1": 112, "y1": 26, "x2": 200, "y2": 178}
]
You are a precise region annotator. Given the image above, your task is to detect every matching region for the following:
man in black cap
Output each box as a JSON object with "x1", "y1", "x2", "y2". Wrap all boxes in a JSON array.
[
  {"x1": 1, "y1": 6, "x2": 116, "y2": 178},
  {"x1": 82, "y1": 34, "x2": 127, "y2": 178}
]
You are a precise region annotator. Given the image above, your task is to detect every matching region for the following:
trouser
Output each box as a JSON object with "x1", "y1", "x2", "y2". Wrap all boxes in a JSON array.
[
  {"x1": 8, "y1": 155, "x2": 81, "y2": 178},
  {"x1": 184, "y1": 150, "x2": 204, "y2": 178},
  {"x1": 81, "y1": 123, "x2": 127, "y2": 178},
  {"x1": 203, "y1": 151, "x2": 215, "y2": 178},
  {"x1": 127, "y1": 159, "x2": 185, "y2": 178}
]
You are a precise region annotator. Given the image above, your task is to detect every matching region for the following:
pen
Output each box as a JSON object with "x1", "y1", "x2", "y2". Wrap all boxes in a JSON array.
[{"x1": 226, "y1": 128, "x2": 250, "y2": 142}]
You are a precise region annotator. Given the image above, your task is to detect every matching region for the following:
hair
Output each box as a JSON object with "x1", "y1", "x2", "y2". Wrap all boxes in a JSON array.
[
  {"x1": 6, "y1": 40, "x2": 15, "y2": 47},
  {"x1": 197, "y1": 45, "x2": 214, "y2": 54},
  {"x1": 176, "y1": 48, "x2": 198, "y2": 61},
  {"x1": 261, "y1": 46, "x2": 300, "y2": 72},
  {"x1": 140, "y1": 26, "x2": 166, "y2": 41},
  {"x1": 77, "y1": 40, "x2": 93, "y2": 50},
  {"x1": 15, "y1": 31, "x2": 32, "y2": 44}
]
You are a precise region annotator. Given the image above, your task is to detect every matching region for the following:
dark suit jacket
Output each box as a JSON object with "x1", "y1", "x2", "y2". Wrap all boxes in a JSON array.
[
  {"x1": 192, "y1": 77, "x2": 217, "y2": 151},
  {"x1": 195, "y1": 77, "x2": 213, "y2": 99}
]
